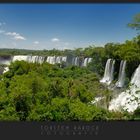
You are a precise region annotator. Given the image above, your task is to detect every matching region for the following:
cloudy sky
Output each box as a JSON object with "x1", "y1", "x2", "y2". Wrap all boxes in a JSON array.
[{"x1": 0, "y1": 4, "x2": 140, "y2": 50}]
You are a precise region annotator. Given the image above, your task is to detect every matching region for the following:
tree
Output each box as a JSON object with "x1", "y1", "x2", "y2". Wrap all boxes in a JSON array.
[{"x1": 128, "y1": 13, "x2": 140, "y2": 32}]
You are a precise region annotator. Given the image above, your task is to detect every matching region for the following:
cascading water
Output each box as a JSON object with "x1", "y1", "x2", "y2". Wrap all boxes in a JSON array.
[
  {"x1": 27, "y1": 56, "x2": 45, "y2": 63},
  {"x1": 12, "y1": 55, "x2": 68, "y2": 65},
  {"x1": 82, "y1": 58, "x2": 92, "y2": 67},
  {"x1": 34, "y1": 56, "x2": 45, "y2": 64},
  {"x1": 12, "y1": 55, "x2": 45, "y2": 64},
  {"x1": 88, "y1": 58, "x2": 92, "y2": 63},
  {"x1": 55, "y1": 56, "x2": 62, "y2": 64},
  {"x1": 130, "y1": 65, "x2": 140, "y2": 87},
  {"x1": 3, "y1": 67, "x2": 9, "y2": 73},
  {"x1": 0, "y1": 55, "x2": 91, "y2": 74},
  {"x1": 110, "y1": 60, "x2": 115, "y2": 82},
  {"x1": 46, "y1": 56, "x2": 51, "y2": 64},
  {"x1": 46, "y1": 56, "x2": 67, "y2": 64},
  {"x1": 100, "y1": 59, "x2": 115, "y2": 85},
  {"x1": 62, "y1": 56, "x2": 67, "y2": 63},
  {"x1": 46, "y1": 56, "x2": 56, "y2": 64},
  {"x1": 72, "y1": 57, "x2": 79, "y2": 66},
  {"x1": 115, "y1": 60, "x2": 126, "y2": 88},
  {"x1": 83, "y1": 58, "x2": 88, "y2": 67},
  {"x1": 50, "y1": 56, "x2": 56, "y2": 64},
  {"x1": 12, "y1": 55, "x2": 28, "y2": 62},
  {"x1": 109, "y1": 64, "x2": 140, "y2": 112}
]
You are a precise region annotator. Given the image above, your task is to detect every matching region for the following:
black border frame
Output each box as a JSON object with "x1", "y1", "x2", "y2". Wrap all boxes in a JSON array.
[
  {"x1": 0, "y1": 1, "x2": 140, "y2": 139},
  {"x1": 1, "y1": 0, "x2": 140, "y2": 3}
]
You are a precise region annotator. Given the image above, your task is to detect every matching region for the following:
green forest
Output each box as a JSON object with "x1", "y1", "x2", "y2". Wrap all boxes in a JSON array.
[{"x1": 0, "y1": 13, "x2": 140, "y2": 121}]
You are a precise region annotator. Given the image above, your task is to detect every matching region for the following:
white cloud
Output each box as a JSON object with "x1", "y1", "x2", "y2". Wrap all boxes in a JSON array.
[
  {"x1": 51, "y1": 38, "x2": 60, "y2": 42},
  {"x1": 14, "y1": 35, "x2": 26, "y2": 40},
  {"x1": 34, "y1": 41, "x2": 39, "y2": 45},
  {"x1": 6, "y1": 32, "x2": 17, "y2": 36},
  {"x1": 5, "y1": 32, "x2": 26, "y2": 40}
]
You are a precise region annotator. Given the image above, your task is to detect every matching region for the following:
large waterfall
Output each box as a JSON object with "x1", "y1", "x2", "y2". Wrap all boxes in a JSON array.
[
  {"x1": 100, "y1": 59, "x2": 115, "y2": 85},
  {"x1": 12, "y1": 55, "x2": 46, "y2": 64},
  {"x1": 12, "y1": 55, "x2": 29, "y2": 62},
  {"x1": 0, "y1": 55, "x2": 92, "y2": 66},
  {"x1": 0, "y1": 55, "x2": 92, "y2": 74},
  {"x1": 83, "y1": 58, "x2": 88, "y2": 67},
  {"x1": 12, "y1": 55, "x2": 68, "y2": 65},
  {"x1": 109, "y1": 64, "x2": 140, "y2": 112},
  {"x1": 71, "y1": 57, "x2": 93, "y2": 67},
  {"x1": 88, "y1": 58, "x2": 92, "y2": 63},
  {"x1": 115, "y1": 60, "x2": 126, "y2": 88},
  {"x1": 28, "y1": 56, "x2": 45, "y2": 64},
  {"x1": 46, "y1": 56, "x2": 56, "y2": 64}
]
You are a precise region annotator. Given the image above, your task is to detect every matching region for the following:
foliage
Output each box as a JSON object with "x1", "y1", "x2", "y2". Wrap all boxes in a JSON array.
[
  {"x1": 0, "y1": 61, "x2": 111, "y2": 121},
  {"x1": 128, "y1": 13, "x2": 140, "y2": 32}
]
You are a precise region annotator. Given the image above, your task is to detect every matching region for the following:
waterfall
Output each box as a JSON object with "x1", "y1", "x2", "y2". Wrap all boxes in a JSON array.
[
  {"x1": 110, "y1": 60, "x2": 115, "y2": 82},
  {"x1": 88, "y1": 58, "x2": 92, "y2": 63},
  {"x1": 46, "y1": 56, "x2": 51, "y2": 64},
  {"x1": 100, "y1": 59, "x2": 115, "y2": 85},
  {"x1": 55, "y1": 56, "x2": 62, "y2": 64},
  {"x1": 34, "y1": 56, "x2": 45, "y2": 64},
  {"x1": 0, "y1": 55, "x2": 90, "y2": 69},
  {"x1": 46, "y1": 56, "x2": 67, "y2": 64},
  {"x1": 12, "y1": 55, "x2": 45, "y2": 64},
  {"x1": 72, "y1": 57, "x2": 79, "y2": 66},
  {"x1": 75, "y1": 57, "x2": 79, "y2": 66},
  {"x1": 82, "y1": 57, "x2": 92, "y2": 67},
  {"x1": 109, "y1": 64, "x2": 140, "y2": 112},
  {"x1": 12, "y1": 55, "x2": 28, "y2": 62},
  {"x1": 115, "y1": 60, "x2": 126, "y2": 88},
  {"x1": 3, "y1": 67, "x2": 9, "y2": 73},
  {"x1": 46, "y1": 56, "x2": 56, "y2": 64},
  {"x1": 83, "y1": 58, "x2": 88, "y2": 67},
  {"x1": 54, "y1": 56, "x2": 67, "y2": 64},
  {"x1": 62, "y1": 56, "x2": 67, "y2": 62},
  {"x1": 51, "y1": 56, "x2": 56, "y2": 64},
  {"x1": 130, "y1": 65, "x2": 140, "y2": 87}
]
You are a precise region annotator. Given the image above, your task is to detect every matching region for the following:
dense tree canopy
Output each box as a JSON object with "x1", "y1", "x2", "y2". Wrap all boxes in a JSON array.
[{"x1": 0, "y1": 61, "x2": 114, "y2": 121}]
